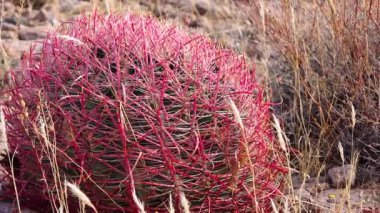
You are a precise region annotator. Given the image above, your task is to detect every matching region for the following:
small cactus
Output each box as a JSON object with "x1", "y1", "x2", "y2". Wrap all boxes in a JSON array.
[{"x1": 1, "y1": 13, "x2": 286, "y2": 212}]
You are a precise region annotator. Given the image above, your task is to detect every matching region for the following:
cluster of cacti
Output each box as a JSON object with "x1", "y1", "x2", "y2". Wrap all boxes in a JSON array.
[{"x1": 1, "y1": 14, "x2": 286, "y2": 212}]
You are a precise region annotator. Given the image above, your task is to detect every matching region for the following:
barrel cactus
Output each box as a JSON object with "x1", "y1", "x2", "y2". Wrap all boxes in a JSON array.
[{"x1": 1, "y1": 13, "x2": 286, "y2": 212}]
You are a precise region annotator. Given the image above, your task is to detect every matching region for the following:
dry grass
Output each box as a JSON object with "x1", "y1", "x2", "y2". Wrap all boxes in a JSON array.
[
  {"x1": 248, "y1": 0, "x2": 379, "y2": 176},
  {"x1": 246, "y1": 0, "x2": 379, "y2": 211},
  {"x1": 65, "y1": 181, "x2": 97, "y2": 213}
]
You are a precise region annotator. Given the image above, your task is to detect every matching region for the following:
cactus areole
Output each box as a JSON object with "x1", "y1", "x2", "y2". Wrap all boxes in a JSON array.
[{"x1": 2, "y1": 14, "x2": 286, "y2": 212}]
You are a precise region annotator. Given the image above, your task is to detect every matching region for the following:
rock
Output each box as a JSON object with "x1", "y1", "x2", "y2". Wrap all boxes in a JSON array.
[
  {"x1": 138, "y1": 1, "x2": 154, "y2": 10},
  {"x1": 18, "y1": 31, "x2": 39, "y2": 40},
  {"x1": 21, "y1": 9, "x2": 53, "y2": 27},
  {"x1": 293, "y1": 189, "x2": 312, "y2": 201},
  {"x1": 195, "y1": 0, "x2": 213, "y2": 15},
  {"x1": 362, "y1": 207, "x2": 380, "y2": 213},
  {"x1": 4, "y1": 15, "x2": 30, "y2": 26},
  {"x1": 33, "y1": 9, "x2": 49, "y2": 23},
  {"x1": 327, "y1": 164, "x2": 356, "y2": 188},
  {"x1": 59, "y1": 0, "x2": 78, "y2": 12},
  {"x1": 1, "y1": 31, "x2": 17, "y2": 40},
  {"x1": 305, "y1": 182, "x2": 331, "y2": 195},
  {"x1": 153, "y1": 4, "x2": 177, "y2": 19},
  {"x1": 176, "y1": 0, "x2": 216, "y2": 15},
  {"x1": 30, "y1": 6, "x2": 57, "y2": 26},
  {"x1": 21, "y1": 9, "x2": 34, "y2": 18},
  {"x1": 188, "y1": 17, "x2": 208, "y2": 28},
  {"x1": 12, "y1": 0, "x2": 49, "y2": 9},
  {"x1": 3, "y1": 17, "x2": 17, "y2": 26},
  {"x1": 0, "y1": 2, "x2": 15, "y2": 17},
  {"x1": 4, "y1": 2, "x2": 15, "y2": 12},
  {"x1": 18, "y1": 25, "x2": 48, "y2": 40},
  {"x1": 1, "y1": 23, "x2": 17, "y2": 31},
  {"x1": 1, "y1": 40, "x2": 36, "y2": 58},
  {"x1": 163, "y1": 0, "x2": 180, "y2": 5},
  {"x1": 0, "y1": 201, "x2": 37, "y2": 213}
]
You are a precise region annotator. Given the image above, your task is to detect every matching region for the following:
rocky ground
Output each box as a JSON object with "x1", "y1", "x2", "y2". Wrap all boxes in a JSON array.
[
  {"x1": 287, "y1": 166, "x2": 380, "y2": 212},
  {"x1": 0, "y1": 0, "x2": 379, "y2": 212}
]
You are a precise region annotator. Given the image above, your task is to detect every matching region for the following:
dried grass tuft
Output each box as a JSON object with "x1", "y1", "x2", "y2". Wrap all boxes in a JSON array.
[
  {"x1": 0, "y1": 106, "x2": 8, "y2": 157},
  {"x1": 179, "y1": 191, "x2": 190, "y2": 213},
  {"x1": 65, "y1": 181, "x2": 97, "y2": 213}
]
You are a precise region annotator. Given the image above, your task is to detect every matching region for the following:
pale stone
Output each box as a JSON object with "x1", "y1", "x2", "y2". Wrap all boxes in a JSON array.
[{"x1": 327, "y1": 164, "x2": 356, "y2": 188}]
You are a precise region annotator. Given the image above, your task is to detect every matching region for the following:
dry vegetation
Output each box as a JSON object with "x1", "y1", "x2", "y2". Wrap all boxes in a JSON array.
[
  {"x1": 247, "y1": 0, "x2": 379, "y2": 211},
  {"x1": 0, "y1": 0, "x2": 379, "y2": 212},
  {"x1": 248, "y1": 0, "x2": 379, "y2": 176}
]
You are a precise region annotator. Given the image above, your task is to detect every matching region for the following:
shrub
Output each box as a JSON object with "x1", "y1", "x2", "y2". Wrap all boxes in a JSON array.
[
  {"x1": 1, "y1": 13, "x2": 286, "y2": 212},
  {"x1": 248, "y1": 0, "x2": 379, "y2": 178}
]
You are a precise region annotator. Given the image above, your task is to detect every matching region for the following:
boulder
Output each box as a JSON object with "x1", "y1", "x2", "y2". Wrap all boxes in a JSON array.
[{"x1": 327, "y1": 164, "x2": 356, "y2": 188}]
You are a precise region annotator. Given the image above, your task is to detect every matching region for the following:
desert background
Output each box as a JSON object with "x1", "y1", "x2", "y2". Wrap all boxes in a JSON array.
[{"x1": 0, "y1": 0, "x2": 379, "y2": 212}]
